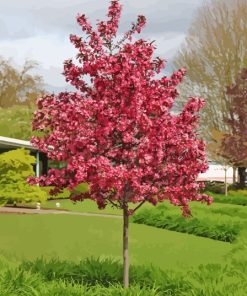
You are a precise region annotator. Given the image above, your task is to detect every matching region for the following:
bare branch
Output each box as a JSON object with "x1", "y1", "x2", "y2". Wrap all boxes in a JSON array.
[
  {"x1": 108, "y1": 199, "x2": 120, "y2": 209},
  {"x1": 132, "y1": 200, "x2": 146, "y2": 214}
]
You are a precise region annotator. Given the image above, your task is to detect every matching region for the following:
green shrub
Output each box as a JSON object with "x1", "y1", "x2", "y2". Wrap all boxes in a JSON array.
[
  {"x1": 0, "y1": 149, "x2": 47, "y2": 205},
  {"x1": 132, "y1": 206, "x2": 242, "y2": 242}
]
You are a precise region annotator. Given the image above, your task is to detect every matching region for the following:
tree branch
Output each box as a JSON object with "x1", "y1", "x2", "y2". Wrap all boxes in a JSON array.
[
  {"x1": 108, "y1": 199, "x2": 120, "y2": 209},
  {"x1": 132, "y1": 200, "x2": 146, "y2": 214}
]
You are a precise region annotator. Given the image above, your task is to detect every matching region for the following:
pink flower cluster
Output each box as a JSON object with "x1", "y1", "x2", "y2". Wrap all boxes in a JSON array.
[
  {"x1": 97, "y1": 0, "x2": 122, "y2": 41},
  {"x1": 29, "y1": 0, "x2": 212, "y2": 215}
]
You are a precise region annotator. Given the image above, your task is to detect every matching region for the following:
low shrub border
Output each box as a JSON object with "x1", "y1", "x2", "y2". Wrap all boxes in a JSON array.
[{"x1": 131, "y1": 206, "x2": 242, "y2": 243}]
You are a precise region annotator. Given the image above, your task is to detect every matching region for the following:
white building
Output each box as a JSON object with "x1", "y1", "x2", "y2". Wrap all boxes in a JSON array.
[{"x1": 198, "y1": 161, "x2": 234, "y2": 183}]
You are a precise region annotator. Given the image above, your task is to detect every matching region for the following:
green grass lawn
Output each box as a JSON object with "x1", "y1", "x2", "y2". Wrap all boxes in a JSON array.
[
  {"x1": 42, "y1": 199, "x2": 155, "y2": 215},
  {"x1": 41, "y1": 198, "x2": 247, "y2": 220},
  {"x1": 0, "y1": 214, "x2": 232, "y2": 271}
]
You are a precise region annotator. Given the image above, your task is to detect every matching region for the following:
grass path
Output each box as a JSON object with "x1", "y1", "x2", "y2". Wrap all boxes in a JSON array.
[{"x1": 0, "y1": 206, "x2": 122, "y2": 218}]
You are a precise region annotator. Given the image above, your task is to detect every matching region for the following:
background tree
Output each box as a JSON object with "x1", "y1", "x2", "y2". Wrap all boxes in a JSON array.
[
  {"x1": 28, "y1": 0, "x2": 212, "y2": 288},
  {"x1": 0, "y1": 106, "x2": 33, "y2": 140},
  {"x1": 207, "y1": 69, "x2": 247, "y2": 189},
  {"x1": 0, "y1": 57, "x2": 44, "y2": 108},
  {"x1": 0, "y1": 149, "x2": 47, "y2": 206},
  {"x1": 173, "y1": 0, "x2": 247, "y2": 142},
  {"x1": 222, "y1": 68, "x2": 247, "y2": 188},
  {"x1": 0, "y1": 58, "x2": 45, "y2": 140},
  {"x1": 207, "y1": 129, "x2": 232, "y2": 196}
]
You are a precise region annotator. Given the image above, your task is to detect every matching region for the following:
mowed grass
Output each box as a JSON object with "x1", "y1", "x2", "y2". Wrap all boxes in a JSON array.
[
  {"x1": 0, "y1": 214, "x2": 232, "y2": 271},
  {"x1": 42, "y1": 198, "x2": 156, "y2": 215},
  {"x1": 43, "y1": 198, "x2": 247, "y2": 219},
  {"x1": 43, "y1": 199, "x2": 124, "y2": 215},
  {"x1": 43, "y1": 198, "x2": 182, "y2": 215}
]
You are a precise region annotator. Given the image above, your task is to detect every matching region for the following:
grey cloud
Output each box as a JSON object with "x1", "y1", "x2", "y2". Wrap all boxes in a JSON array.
[
  {"x1": 0, "y1": 0, "x2": 203, "y2": 87},
  {"x1": 32, "y1": 0, "x2": 203, "y2": 36},
  {"x1": 0, "y1": 19, "x2": 8, "y2": 39},
  {"x1": 0, "y1": 0, "x2": 203, "y2": 40},
  {"x1": 0, "y1": 14, "x2": 37, "y2": 40}
]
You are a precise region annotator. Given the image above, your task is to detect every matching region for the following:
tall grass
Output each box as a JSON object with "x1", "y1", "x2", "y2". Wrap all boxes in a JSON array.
[
  {"x1": 20, "y1": 257, "x2": 189, "y2": 295},
  {"x1": 0, "y1": 256, "x2": 246, "y2": 295}
]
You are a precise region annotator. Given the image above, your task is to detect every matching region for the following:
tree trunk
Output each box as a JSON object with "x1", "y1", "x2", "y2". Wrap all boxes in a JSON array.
[
  {"x1": 224, "y1": 168, "x2": 228, "y2": 196},
  {"x1": 238, "y1": 167, "x2": 246, "y2": 189},
  {"x1": 233, "y1": 167, "x2": 237, "y2": 184},
  {"x1": 123, "y1": 203, "x2": 129, "y2": 288}
]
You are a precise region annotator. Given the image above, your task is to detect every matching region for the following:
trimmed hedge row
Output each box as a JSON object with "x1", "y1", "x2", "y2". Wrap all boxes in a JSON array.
[{"x1": 131, "y1": 204, "x2": 242, "y2": 242}]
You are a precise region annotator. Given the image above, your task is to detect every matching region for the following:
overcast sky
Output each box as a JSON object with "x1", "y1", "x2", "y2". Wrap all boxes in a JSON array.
[{"x1": 0, "y1": 0, "x2": 204, "y2": 89}]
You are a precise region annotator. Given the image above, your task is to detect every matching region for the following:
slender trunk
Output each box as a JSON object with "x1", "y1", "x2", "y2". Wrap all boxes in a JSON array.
[
  {"x1": 238, "y1": 167, "x2": 246, "y2": 189},
  {"x1": 233, "y1": 167, "x2": 236, "y2": 184},
  {"x1": 224, "y1": 168, "x2": 228, "y2": 196},
  {"x1": 123, "y1": 203, "x2": 129, "y2": 288}
]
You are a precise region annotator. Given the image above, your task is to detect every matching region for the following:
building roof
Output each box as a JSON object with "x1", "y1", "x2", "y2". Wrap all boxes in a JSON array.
[{"x1": 0, "y1": 136, "x2": 37, "y2": 151}]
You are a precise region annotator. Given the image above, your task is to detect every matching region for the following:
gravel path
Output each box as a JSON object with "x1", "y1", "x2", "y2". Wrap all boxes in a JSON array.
[{"x1": 0, "y1": 206, "x2": 122, "y2": 219}]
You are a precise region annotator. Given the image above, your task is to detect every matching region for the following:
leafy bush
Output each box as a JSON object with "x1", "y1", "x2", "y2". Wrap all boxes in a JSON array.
[
  {"x1": 0, "y1": 149, "x2": 47, "y2": 205},
  {"x1": 131, "y1": 205, "x2": 242, "y2": 242}
]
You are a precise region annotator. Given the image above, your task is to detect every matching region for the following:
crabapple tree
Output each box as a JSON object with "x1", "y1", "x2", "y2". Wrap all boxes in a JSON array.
[{"x1": 28, "y1": 0, "x2": 212, "y2": 288}]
